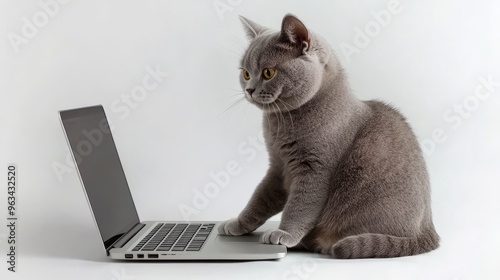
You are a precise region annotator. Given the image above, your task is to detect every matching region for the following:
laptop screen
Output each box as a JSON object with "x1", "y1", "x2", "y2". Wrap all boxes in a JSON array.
[{"x1": 60, "y1": 105, "x2": 140, "y2": 250}]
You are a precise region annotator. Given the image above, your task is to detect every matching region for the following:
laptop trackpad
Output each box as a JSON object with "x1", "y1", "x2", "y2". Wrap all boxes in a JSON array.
[{"x1": 217, "y1": 234, "x2": 261, "y2": 243}]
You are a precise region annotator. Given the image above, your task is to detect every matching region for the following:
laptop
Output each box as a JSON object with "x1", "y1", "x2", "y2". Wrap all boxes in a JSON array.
[{"x1": 59, "y1": 105, "x2": 287, "y2": 260}]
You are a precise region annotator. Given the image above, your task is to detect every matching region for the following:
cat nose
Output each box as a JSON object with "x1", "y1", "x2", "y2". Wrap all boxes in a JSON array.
[{"x1": 246, "y1": 88, "x2": 255, "y2": 96}]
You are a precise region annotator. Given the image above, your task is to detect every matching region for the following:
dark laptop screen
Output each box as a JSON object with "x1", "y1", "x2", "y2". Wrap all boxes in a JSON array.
[{"x1": 60, "y1": 105, "x2": 140, "y2": 250}]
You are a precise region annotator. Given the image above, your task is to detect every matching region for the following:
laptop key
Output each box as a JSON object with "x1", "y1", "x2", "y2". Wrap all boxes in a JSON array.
[
  {"x1": 142, "y1": 247, "x2": 156, "y2": 251},
  {"x1": 156, "y1": 247, "x2": 171, "y2": 251},
  {"x1": 172, "y1": 247, "x2": 186, "y2": 251},
  {"x1": 193, "y1": 236, "x2": 206, "y2": 241}
]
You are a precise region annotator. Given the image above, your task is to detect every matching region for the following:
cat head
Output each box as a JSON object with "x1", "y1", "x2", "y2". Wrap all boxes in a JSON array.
[{"x1": 239, "y1": 14, "x2": 334, "y2": 112}]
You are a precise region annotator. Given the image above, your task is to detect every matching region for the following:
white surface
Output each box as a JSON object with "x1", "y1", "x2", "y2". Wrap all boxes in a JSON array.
[{"x1": 1, "y1": 0, "x2": 500, "y2": 279}]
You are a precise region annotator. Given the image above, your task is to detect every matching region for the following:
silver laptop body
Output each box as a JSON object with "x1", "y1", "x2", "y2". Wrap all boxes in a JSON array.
[{"x1": 59, "y1": 105, "x2": 286, "y2": 260}]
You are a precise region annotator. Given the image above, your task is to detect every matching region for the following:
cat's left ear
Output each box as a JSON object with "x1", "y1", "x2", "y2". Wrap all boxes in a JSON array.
[
  {"x1": 279, "y1": 14, "x2": 311, "y2": 54},
  {"x1": 239, "y1": 16, "x2": 268, "y2": 40}
]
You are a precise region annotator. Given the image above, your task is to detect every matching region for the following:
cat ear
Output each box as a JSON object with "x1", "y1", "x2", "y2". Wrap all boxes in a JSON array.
[
  {"x1": 279, "y1": 14, "x2": 311, "y2": 54},
  {"x1": 239, "y1": 16, "x2": 268, "y2": 40}
]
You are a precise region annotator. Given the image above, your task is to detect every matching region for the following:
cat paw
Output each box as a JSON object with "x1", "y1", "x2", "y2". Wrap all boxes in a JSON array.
[
  {"x1": 218, "y1": 218, "x2": 249, "y2": 236},
  {"x1": 260, "y1": 229, "x2": 300, "y2": 247}
]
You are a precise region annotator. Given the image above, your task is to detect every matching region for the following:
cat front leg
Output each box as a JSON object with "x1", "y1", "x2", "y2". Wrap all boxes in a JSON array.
[
  {"x1": 219, "y1": 166, "x2": 287, "y2": 236},
  {"x1": 261, "y1": 170, "x2": 329, "y2": 247}
]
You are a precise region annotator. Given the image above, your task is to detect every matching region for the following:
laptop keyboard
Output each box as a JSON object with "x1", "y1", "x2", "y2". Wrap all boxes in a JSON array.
[{"x1": 132, "y1": 223, "x2": 214, "y2": 252}]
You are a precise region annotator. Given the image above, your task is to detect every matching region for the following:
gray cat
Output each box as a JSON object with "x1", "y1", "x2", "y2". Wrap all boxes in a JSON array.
[{"x1": 219, "y1": 14, "x2": 439, "y2": 258}]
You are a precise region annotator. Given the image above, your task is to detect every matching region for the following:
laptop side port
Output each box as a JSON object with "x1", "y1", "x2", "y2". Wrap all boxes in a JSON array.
[
  {"x1": 148, "y1": 254, "x2": 159, "y2": 258},
  {"x1": 125, "y1": 254, "x2": 133, "y2": 259},
  {"x1": 137, "y1": 254, "x2": 144, "y2": 258}
]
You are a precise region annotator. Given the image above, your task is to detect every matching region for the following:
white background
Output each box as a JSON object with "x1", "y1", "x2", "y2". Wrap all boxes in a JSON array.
[{"x1": 1, "y1": 0, "x2": 500, "y2": 279}]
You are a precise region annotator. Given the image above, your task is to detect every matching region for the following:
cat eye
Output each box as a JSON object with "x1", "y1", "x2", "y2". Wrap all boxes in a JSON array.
[
  {"x1": 242, "y1": 69, "x2": 251, "y2": 80},
  {"x1": 262, "y1": 67, "x2": 276, "y2": 80}
]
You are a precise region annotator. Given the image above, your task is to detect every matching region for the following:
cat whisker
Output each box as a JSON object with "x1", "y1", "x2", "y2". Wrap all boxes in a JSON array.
[
  {"x1": 220, "y1": 46, "x2": 243, "y2": 60},
  {"x1": 271, "y1": 102, "x2": 281, "y2": 135},
  {"x1": 277, "y1": 98, "x2": 294, "y2": 129},
  {"x1": 220, "y1": 35, "x2": 246, "y2": 61},
  {"x1": 225, "y1": 90, "x2": 245, "y2": 106},
  {"x1": 264, "y1": 104, "x2": 271, "y2": 131},
  {"x1": 276, "y1": 97, "x2": 293, "y2": 108},
  {"x1": 227, "y1": 92, "x2": 245, "y2": 100},
  {"x1": 229, "y1": 88, "x2": 245, "y2": 93},
  {"x1": 227, "y1": 35, "x2": 247, "y2": 53},
  {"x1": 275, "y1": 102, "x2": 286, "y2": 133},
  {"x1": 224, "y1": 97, "x2": 245, "y2": 112}
]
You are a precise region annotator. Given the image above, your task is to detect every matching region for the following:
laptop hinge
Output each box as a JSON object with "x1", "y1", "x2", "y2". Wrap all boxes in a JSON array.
[{"x1": 107, "y1": 223, "x2": 145, "y2": 254}]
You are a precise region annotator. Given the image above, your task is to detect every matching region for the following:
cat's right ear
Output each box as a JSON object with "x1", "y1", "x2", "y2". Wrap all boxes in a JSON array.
[
  {"x1": 239, "y1": 16, "x2": 268, "y2": 40},
  {"x1": 279, "y1": 14, "x2": 311, "y2": 54}
]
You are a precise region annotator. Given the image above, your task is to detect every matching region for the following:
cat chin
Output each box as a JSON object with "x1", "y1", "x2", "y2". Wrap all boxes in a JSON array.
[
  {"x1": 250, "y1": 99, "x2": 279, "y2": 110},
  {"x1": 257, "y1": 101, "x2": 294, "y2": 114},
  {"x1": 254, "y1": 99, "x2": 277, "y2": 105},
  {"x1": 255, "y1": 103, "x2": 275, "y2": 113},
  {"x1": 246, "y1": 96, "x2": 278, "y2": 107},
  {"x1": 249, "y1": 93, "x2": 285, "y2": 110},
  {"x1": 250, "y1": 97, "x2": 303, "y2": 113}
]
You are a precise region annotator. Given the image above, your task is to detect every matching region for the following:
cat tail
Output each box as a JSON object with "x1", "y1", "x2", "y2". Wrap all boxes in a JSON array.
[{"x1": 329, "y1": 229, "x2": 439, "y2": 259}]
